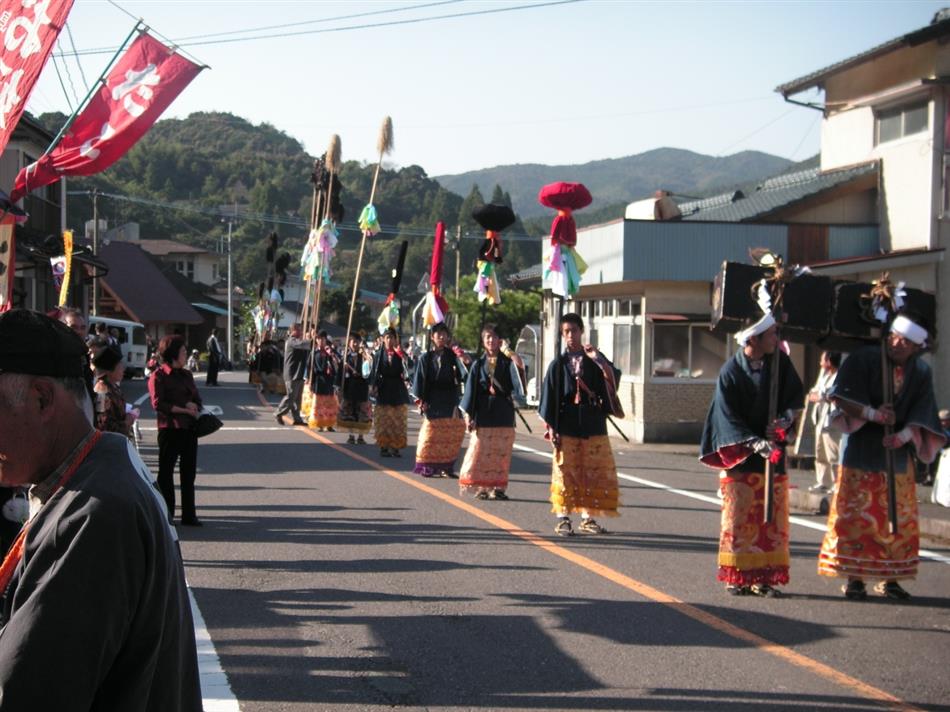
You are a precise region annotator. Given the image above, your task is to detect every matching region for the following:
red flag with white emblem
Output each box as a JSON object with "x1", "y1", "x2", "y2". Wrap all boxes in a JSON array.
[
  {"x1": 0, "y1": 0, "x2": 75, "y2": 157},
  {"x1": 10, "y1": 31, "x2": 203, "y2": 202}
]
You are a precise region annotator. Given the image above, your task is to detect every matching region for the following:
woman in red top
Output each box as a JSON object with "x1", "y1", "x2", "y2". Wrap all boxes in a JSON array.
[{"x1": 148, "y1": 334, "x2": 203, "y2": 526}]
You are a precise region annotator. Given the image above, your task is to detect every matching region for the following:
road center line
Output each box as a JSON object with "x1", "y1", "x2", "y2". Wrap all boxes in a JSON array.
[{"x1": 296, "y1": 424, "x2": 918, "y2": 712}]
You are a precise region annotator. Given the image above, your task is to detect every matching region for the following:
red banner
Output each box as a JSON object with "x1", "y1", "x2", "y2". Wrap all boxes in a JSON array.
[
  {"x1": 11, "y1": 31, "x2": 203, "y2": 202},
  {"x1": 0, "y1": 0, "x2": 74, "y2": 157}
]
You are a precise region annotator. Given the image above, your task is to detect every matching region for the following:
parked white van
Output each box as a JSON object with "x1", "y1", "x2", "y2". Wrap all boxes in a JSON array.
[{"x1": 87, "y1": 316, "x2": 148, "y2": 378}]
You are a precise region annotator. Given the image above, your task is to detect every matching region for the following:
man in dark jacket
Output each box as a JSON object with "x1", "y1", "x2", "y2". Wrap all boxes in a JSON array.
[
  {"x1": 275, "y1": 323, "x2": 310, "y2": 425},
  {"x1": 0, "y1": 309, "x2": 202, "y2": 711}
]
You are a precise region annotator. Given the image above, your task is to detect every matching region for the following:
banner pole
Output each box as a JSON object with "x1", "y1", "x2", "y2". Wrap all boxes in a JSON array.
[{"x1": 42, "y1": 21, "x2": 143, "y2": 155}]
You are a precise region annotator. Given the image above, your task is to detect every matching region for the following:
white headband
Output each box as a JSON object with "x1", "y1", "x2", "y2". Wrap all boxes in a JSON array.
[
  {"x1": 891, "y1": 314, "x2": 927, "y2": 345},
  {"x1": 735, "y1": 312, "x2": 776, "y2": 346}
]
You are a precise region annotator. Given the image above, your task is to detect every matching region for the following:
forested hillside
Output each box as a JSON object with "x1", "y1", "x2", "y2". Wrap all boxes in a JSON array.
[{"x1": 36, "y1": 111, "x2": 800, "y2": 321}]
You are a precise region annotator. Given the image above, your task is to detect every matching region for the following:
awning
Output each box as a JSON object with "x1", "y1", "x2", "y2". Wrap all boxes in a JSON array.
[{"x1": 192, "y1": 302, "x2": 229, "y2": 316}]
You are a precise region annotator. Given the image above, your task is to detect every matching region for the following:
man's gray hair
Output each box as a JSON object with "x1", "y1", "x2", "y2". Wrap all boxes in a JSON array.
[{"x1": 0, "y1": 373, "x2": 93, "y2": 421}]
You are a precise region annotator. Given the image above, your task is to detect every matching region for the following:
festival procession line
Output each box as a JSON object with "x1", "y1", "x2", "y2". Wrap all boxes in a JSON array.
[
  {"x1": 512, "y1": 444, "x2": 950, "y2": 567},
  {"x1": 272, "y1": 395, "x2": 920, "y2": 712}
]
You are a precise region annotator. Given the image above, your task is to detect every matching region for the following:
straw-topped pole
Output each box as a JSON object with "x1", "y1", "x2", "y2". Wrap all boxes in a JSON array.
[
  {"x1": 341, "y1": 117, "x2": 394, "y2": 392},
  {"x1": 311, "y1": 135, "x2": 341, "y2": 330}
]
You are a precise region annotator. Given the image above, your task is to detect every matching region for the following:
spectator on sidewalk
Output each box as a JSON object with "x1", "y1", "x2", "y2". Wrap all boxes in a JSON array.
[
  {"x1": 205, "y1": 328, "x2": 223, "y2": 386},
  {"x1": 808, "y1": 351, "x2": 842, "y2": 494},
  {"x1": 0, "y1": 309, "x2": 201, "y2": 710}
]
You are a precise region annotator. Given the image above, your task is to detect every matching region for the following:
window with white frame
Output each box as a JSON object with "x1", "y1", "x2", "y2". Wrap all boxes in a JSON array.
[
  {"x1": 651, "y1": 321, "x2": 727, "y2": 379},
  {"x1": 875, "y1": 101, "x2": 928, "y2": 145}
]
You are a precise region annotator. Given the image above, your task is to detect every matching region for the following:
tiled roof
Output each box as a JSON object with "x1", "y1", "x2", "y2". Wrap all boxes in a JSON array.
[
  {"x1": 776, "y1": 12, "x2": 950, "y2": 96},
  {"x1": 98, "y1": 242, "x2": 203, "y2": 325},
  {"x1": 678, "y1": 162, "x2": 878, "y2": 223},
  {"x1": 507, "y1": 263, "x2": 542, "y2": 284}
]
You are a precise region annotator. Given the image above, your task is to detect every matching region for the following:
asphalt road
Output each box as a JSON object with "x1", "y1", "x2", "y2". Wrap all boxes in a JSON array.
[{"x1": 126, "y1": 372, "x2": 950, "y2": 712}]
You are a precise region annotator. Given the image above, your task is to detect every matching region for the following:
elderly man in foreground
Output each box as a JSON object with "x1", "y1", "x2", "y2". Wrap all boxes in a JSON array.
[{"x1": 0, "y1": 309, "x2": 201, "y2": 711}]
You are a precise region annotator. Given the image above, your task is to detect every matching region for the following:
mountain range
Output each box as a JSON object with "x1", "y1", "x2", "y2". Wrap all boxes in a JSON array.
[{"x1": 435, "y1": 148, "x2": 795, "y2": 219}]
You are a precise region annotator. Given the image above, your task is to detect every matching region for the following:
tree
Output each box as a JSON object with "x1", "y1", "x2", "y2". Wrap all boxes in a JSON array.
[{"x1": 446, "y1": 274, "x2": 541, "y2": 352}]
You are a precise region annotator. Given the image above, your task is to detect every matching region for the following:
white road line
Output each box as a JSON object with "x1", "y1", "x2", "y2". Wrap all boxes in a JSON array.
[
  {"x1": 188, "y1": 587, "x2": 239, "y2": 711},
  {"x1": 134, "y1": 393, "x2": 150, "y2": 406},
  {"x1": 138, "y1": 426, "x2": 288, "y2": 431},
  {"x1": 513, "y1": 443, "x2": 950, "y2": 565}
]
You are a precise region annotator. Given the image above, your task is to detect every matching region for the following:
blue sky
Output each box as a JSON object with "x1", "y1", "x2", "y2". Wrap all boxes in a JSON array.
[{"x1": 26, "y1": 0, "x2": 945, "y2": 176}]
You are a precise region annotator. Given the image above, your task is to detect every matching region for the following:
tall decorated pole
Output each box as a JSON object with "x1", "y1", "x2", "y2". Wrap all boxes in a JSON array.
[
  {"x1": 300, "y1": 156, "x2": 326, "y2": 332},
  {"x1": 311, "y1": 135, "x2": 341, "y2": 332},
  {"x1": 471, "y1": 203, "x2": 516, "y2": 341},
  {"x1": 422, "y1": 222, "x2": 451, "y2": 327},
  {"x1": 376, "y1": 240, "x2": 409, "y2": 335},
  {"x1": 538, "y1": 182, "x2": 592, "y2": 448},
  {"x1": 340, "y1": 117, "x2": 393, "y2": 394},
  {"x1": 747, "y1": 250, "x2": 801, "y2": 524},
  {"x1": 862, "y1": 273, "x2": 907, "y2": 534}
]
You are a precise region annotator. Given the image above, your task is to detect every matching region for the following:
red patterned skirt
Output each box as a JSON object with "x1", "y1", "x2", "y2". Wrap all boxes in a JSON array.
[
  {"x1": 717, "y1": 470, "x2": 790, "y2": 586},
  {"x1": 413, "y1": 416, "x2": 466, "y2": 476},
  {"x1": 818, "y1": 463, "x2": 919, "y2": 581},
  {"x1": 459, "y1": 426, "x2": 516, "y2": 492},
  {"x1": 549, "y1": 435, "x2": 620, "y2": 517}
]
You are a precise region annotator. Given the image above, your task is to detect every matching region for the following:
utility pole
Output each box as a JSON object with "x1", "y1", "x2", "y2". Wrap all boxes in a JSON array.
[
  {"x1": 226, "y1": 216, "x2": 234, "y2": 364},
  {"x1": 91, "y1": 189, "x2": 99, "y2": 315},
  {"x1": 455, "y1": 223, "x2": 461, "y2": 299}
]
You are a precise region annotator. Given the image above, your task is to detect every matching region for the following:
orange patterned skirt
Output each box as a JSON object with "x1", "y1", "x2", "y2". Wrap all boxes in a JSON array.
[
  {"x1": 549, "y1": 435, "x2": 619, "y2": 517},
  {"x1": 374, "y1": 404, "x2": 408, "y2": 450},
  {"x1": 414, "y1": 416, "x2": 466, "y2": 476},
  {"x1": 459, "y1": 426, "x2": 516, "y2": 492},
  {"x1": 717, "y1": 470, "x2": 790, "y2": 586},
  {"x1": 818, "y1": 464, "x2": 919, "y2": 581},
  {"x1": 308, "y1": 393, "x2": 338, "y2": 429}
]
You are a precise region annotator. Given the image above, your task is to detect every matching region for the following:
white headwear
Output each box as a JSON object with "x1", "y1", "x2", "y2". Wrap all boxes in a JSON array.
[
  {"x1": 734, "y1": 312, "x2": 776, "y2": 346},
  {"x1": 890, "y1": 314, "x2": 927, "y2": 345}
]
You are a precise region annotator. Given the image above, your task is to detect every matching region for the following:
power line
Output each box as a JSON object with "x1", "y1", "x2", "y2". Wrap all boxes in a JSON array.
[
  {"x1": 64, "y1": 22, "x2": 90, "y2": 93},
  {"x1": 48, "y1": 50, "x2": 75, "y2": 113},
  {"x1": 58, "y1": 0, "x2": 585, "y2": 56}
]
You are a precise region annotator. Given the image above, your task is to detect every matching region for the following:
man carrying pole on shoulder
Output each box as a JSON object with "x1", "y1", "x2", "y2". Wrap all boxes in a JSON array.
[
  {"x1": 819, "y1": 311, "x2": 945, "y2": 600},
  {"x1": 700, "y1": 314, "x2": 803, "y2": 597}
]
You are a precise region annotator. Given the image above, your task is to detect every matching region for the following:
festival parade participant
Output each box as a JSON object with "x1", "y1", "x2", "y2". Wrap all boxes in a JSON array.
[
  {"x1": 539, "y1": 313, "x2": 622, "y2": 536},
  {"x1": 308, "y1": 330, "x2": 338, "y2": 432},
  {"x1": 0, "y1": 310, "x2": 201, "y2": 710},
  {"x1": 412, "y1": 323, "x2": 467, "y2": 477},
  {"x1": 459, "y1": 324, "x2": 525, "y2": 500},
  {"x1": 819, "y1": 312, "x2": 945, "y2": 600},
  {"x1": 339, "y1": 333, "x2": 373, "y2": 444},
  {"x1": 370, "y1": 327, "x2": 410, "y2": 457},
  {"x1": 700, "y1": 314, "x2": 803, "y2": 597},
  {"x1": 275, "y1": 322, "x2": 310, "y2": 426}
]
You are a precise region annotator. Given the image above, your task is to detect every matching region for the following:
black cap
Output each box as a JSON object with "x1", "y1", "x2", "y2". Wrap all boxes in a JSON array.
[
  {"x1": 92, "y1": 345, "x2": 123, "y2": 372},
  {"x1": 0, "y1": 309, "x2": 88, "y2": 378}
]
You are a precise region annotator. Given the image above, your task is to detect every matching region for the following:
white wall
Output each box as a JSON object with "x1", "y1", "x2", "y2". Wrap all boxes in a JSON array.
[
  {"x1": 575, "y1": 221, "x2": 625, "y2": 285},
  {"x1": 821, "y1": 108, "x2": 875, "y2": 171},
  {"x1": 877, "y1": 127, "x2": 936, "y2": 251}
]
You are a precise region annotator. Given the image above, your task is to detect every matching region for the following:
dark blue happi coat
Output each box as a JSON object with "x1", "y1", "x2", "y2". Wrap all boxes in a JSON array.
[
  {"x1": 700, "y1": 349, "x2": 803, "y2": 473},
  {"x1": 830, "y1": 344, "x2": 945, "y2": 471}
]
